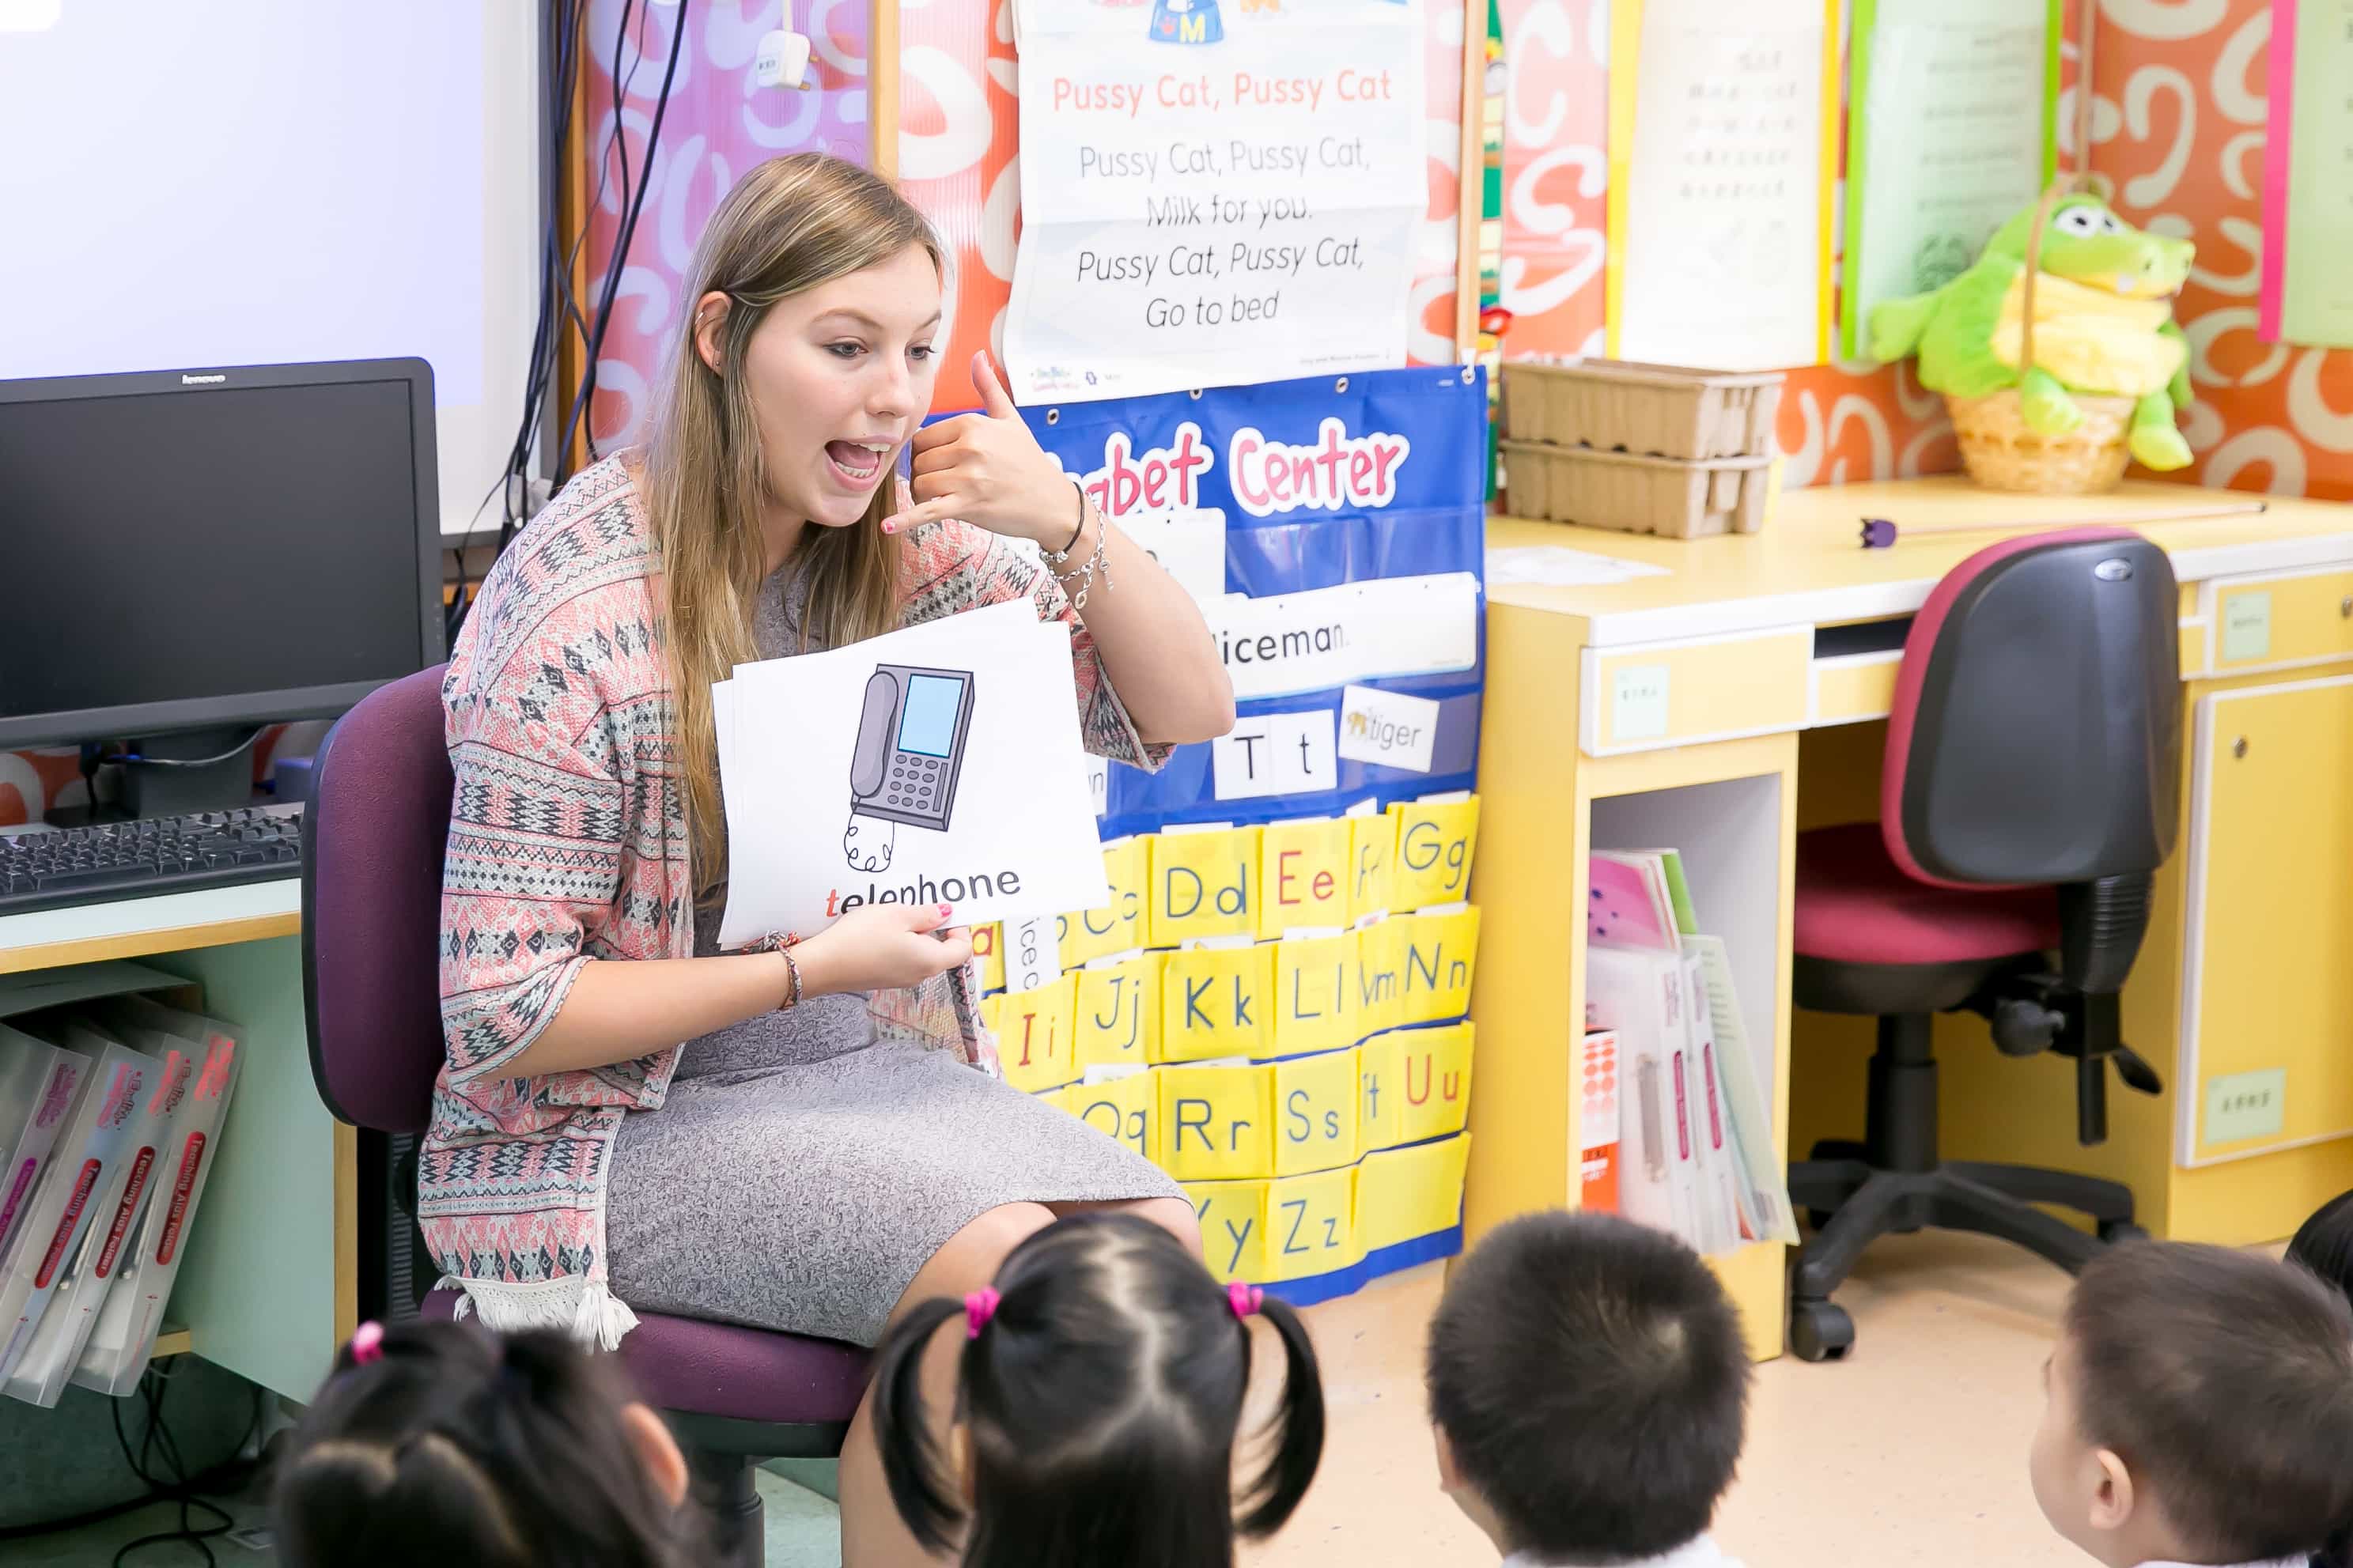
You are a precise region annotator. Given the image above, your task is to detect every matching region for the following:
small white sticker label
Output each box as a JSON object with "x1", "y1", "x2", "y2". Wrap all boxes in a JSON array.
[
  {"x1": 1006, "y1": 915, "x2": 1061, "y2": 994},
  {"x1": 753, "y1": 28, "x2": 812, "y2": 89},
  {"x1": 2222, "y1": 591, "x2": 2272, "y2": 663},
  {"x1": 1336, "y1": 684, "x2": 1441, "y2": 773},
  {"x1": 1117, "y1": 507, "x2": 1228, "y2": 603},
  {"x1": 1612, "y1": 663, "x2": 1671, "y2": 742},
  {"x1": 1211, "y1": 710, "x2": 1337, "y2": 799},
  {"x1": 2204, "y1": 1067, "x2": 2286, "y2": 1145}
]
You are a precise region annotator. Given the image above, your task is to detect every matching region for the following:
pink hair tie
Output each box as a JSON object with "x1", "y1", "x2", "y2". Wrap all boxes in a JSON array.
[
  {"x1": 964, "y1": 1287, "x2": 1001, "y2": 1339},
  {"x1": 349, "y1": 1321, "x2": 385, "y2": 1366},
  {"x1": 1228, "y1": 1283, "x2": 1264, "y2": 1321}
]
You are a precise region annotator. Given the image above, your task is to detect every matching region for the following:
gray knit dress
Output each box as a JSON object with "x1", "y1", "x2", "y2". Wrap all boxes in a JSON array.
[{"x1": 603, "y1": 565, "x2": 1180, "y2": 1347}]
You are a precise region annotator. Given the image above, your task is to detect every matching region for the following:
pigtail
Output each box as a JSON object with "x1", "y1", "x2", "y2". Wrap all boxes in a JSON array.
[
  {"x1": 1232, "y1": 1294, "x2": 1326, "y2": 1539},
  {"x1": 869, "y1": 1295, "x2": 971, "y2": 1556}
]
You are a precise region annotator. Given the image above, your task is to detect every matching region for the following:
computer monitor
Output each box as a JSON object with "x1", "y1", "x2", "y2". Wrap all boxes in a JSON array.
[{"x1": 0, "y1": 359, "x2": 443, "y2": 811}]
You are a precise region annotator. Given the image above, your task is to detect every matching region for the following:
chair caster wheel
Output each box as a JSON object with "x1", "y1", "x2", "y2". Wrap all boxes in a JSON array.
[
  {"x1": 1791, "y1": 1301, "x2": 1854, "y2": 1362},
  {"x1": 2098, "y1": 1220, "x2": 2149, "y2": 1245}
]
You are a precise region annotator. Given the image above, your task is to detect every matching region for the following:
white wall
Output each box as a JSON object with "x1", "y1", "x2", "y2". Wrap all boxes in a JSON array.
[{"x1": 0, "y1": 0, "x2": 540, "y2": 536}]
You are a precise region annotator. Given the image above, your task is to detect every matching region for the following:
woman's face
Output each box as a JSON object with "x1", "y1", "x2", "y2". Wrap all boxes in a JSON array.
[{"x1": 698, "y1": 244, "x2": 943, "y2": 532}]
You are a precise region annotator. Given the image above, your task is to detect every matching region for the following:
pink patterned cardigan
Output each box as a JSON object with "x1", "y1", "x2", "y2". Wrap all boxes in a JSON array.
[{"x1": 429, "y1": 455, "x2": 1166, "y2": 1346}]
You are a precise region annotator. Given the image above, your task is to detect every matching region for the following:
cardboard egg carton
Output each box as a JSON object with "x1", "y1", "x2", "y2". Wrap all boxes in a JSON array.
[
  {"x1": 1500, "y1": 360, "x2": 1784, "y2": 461},
  {"x1": 1500, "y1": 441, "x2": 1771, "y2": 539}
]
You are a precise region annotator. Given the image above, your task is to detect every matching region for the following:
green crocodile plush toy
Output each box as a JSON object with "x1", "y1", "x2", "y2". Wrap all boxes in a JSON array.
[{"x1": 1868, "y1": 193, "x2": 2196, "y2": 471}]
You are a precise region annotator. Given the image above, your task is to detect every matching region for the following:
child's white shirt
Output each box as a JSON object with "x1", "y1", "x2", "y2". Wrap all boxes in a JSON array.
[{"x1": 1504, "y1": 1534, "x2": 1745, "y2": 1568}]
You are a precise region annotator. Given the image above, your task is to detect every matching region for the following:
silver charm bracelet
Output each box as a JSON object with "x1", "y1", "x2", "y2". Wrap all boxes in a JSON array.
[{"x1": 1043, "y1": 480, "x2": 1113, "y2": 610}]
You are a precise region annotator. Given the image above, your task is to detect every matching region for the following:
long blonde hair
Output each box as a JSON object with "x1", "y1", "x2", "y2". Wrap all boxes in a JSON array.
[{"x1": 642, "y1": 153, "x2": 943, "y2": 897}]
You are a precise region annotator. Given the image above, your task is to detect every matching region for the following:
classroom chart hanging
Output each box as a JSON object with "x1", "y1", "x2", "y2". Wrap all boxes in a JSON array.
[
  {"x1": 1607, "y1": 0, "x2": 1837, "y2": 371},
  {"x1": 1840, "y1": 0, "x2": 2059, "y2": 361},
  {"x1": 2260, "y1": 0, "x2": 2353, "y2": 347},
  {"x1": 1004, "y1": 0, "x2": 1427, "y2": 405},
  {"x1": 713, "y1": 602, "x2": 1112, "y2": 947},
  {"x1": 1016, "y1": 365, "x2": 1489, "y2": 841}
]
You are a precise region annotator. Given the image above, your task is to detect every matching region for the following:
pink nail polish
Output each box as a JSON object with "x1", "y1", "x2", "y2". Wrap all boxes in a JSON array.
[{"x1": 938, "y1": 903, "x2": 951, "y2": 916}]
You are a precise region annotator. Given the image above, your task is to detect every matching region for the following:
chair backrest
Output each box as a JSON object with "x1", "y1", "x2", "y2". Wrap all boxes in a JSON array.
[
  {"x1": 1882, "y1": 528, "x2": 2181, "y2": 890},
  {"x1": 301, "y1": 664, "x2": 453, "y2": 1135}
]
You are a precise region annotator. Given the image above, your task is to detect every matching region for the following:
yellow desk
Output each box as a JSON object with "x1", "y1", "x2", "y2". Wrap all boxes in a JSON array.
[{"x1": 1467, "y1": 476, "x2": 2353, "y2": 1360}]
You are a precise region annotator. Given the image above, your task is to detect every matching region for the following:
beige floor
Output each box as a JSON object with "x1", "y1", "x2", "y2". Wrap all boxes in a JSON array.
[{"x1": 1248, "y1": 1229, "x2": 2105, "y2": 1568}]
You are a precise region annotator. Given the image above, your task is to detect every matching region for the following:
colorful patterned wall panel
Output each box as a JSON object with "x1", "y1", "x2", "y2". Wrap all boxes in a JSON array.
[
  {"x1": 2092, "y1": 0, "x2": 2353, "y2": 501},
  {"x1": 580, "y1": 0, "x2": 876, "y2": 452}
]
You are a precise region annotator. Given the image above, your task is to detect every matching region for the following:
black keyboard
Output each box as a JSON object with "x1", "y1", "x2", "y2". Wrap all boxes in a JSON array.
[{"x1": 0, "y1": 805, "x2": 305, "y2": 917}]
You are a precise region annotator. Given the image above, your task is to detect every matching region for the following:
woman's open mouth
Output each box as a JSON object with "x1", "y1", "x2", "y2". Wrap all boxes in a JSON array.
[{"x1": 826, "y1": 440, "x2": 892, "y2": 487}]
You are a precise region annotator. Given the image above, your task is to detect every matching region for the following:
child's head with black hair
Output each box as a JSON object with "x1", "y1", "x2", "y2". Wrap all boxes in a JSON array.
[
  {"x1": 270, "y1": 1318, "x2": 699, "y2": 1568},
  {"x1": 2290, "y1": 1190, "x2": 2353, "y2": 1308},
  {"x1": 2290, "y1": 1193, "x2": 2353, "y2": 1568},
  {"x1": 869, "y1": 1210, "x2": 1326, "y2": 1568},
  {"x1": 1425, "y1": 1211, "x2": 1752, "y2": 1565},
  {"x1": 2032, "y1": 1239, "x2": 2353, "y2": 1568}
]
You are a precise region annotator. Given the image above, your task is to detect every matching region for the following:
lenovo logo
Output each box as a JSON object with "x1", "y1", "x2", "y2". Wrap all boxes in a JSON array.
[{"x1": 180, "y1": 373, "x2": 226, "y2": 386}]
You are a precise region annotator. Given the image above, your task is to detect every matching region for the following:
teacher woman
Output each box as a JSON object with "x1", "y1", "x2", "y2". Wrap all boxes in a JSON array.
[{"x1": 427, "y1": 153, "x2": 1233, "y2": 1564}]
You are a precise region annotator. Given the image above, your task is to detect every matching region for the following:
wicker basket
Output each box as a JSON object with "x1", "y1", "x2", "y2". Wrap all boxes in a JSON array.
[
  {"x1": 1946, "y1": 389, "x2": 2136, "y2": 494},
  {"x1": 1946, "y1": 176, "x2": 2136, "y2": 496}
]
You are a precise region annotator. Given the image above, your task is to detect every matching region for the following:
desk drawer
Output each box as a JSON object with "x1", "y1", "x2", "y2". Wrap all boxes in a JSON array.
[
  {"x1": 1808, "y1": 651, "x2": 1901, "y2": 727},
  {"x1": 2204, "y1": 569, "x2": 2353, "y2": 674},
  {"x1": 1580, "y1": 628, "x2": 1811, "y2": 755}
]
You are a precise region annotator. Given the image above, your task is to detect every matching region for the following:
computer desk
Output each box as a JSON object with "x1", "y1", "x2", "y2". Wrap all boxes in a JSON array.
[
  {"x1": 0, "y1": 880, "x2": 349, "y2": 1402},
  {"x1": 1468, "y1": 475, "x2": 2353, "y2": 1359}
]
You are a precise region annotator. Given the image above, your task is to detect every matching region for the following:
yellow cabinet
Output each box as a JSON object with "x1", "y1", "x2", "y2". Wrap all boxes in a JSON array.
[
  {"x1": 2181, "y1": 674, "x2": 2353, "y2": 1162},
  {"x1": 2204, "y1": 569, "x2": 2353, "y2": 674}
]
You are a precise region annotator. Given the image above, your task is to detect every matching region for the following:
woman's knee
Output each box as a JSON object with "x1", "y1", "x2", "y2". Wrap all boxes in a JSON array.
[
  {"x1": 917, "y1": 1202, "x2": 1057, "y2": 1295},
  {"x1": 1045, "y1": 1195, "x2": 1204, "y2": 1256},
  {"x1": 1101, "y1": 1194, "x2": 1205, "y2": 1260},
  {"x1": 1133, "y1": 1196, "x2": 1204, "y2": 1256}
]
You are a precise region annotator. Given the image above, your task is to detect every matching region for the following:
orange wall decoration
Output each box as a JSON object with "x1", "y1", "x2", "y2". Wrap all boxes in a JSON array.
[{"x1": 2094, "y1": 0, "x2": 2353, "y2": 501}]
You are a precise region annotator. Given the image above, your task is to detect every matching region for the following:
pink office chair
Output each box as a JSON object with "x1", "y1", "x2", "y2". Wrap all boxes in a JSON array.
[
  {"x1": 301, "y1": 666, "x2": 867, "y2": 1566},
  {"x1": 1785, "y1": 529, "x2": 2176, "y2": 1362}
]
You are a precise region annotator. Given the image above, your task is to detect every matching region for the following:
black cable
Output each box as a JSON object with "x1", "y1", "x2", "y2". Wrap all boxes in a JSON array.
[
  {"x1": 459, "y1": 0, "x2": 688, "y2": 639},
  {"x1": 555, "y1": 0, "x2": 687, "y2": 482},
  {"x1": 457, "y1": 0, "x2": 592, "y2": 640},
  {"x1": 109, "y1": 1373, "x2": 233, "y2": 1566},
  {"x1": 107, "y1": 1366, "x2": 268, "y2": 1566},
  {"x1": 96, "y1": 727, "x2": 269, "y2": 769},
  {"x1": 0, "y1": 1365, "x2": 264, "y2": 1554}
]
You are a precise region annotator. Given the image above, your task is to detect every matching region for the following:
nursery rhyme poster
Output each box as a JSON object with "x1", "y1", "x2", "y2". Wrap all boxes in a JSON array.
[
  {"x1": 2262, "y1": 0, "x2": 2353, "y2": 347},
  {"x1": 1840, "y1": 0, "x2": 2059, "y2": 360},
  {"x1": 1610, "y1": 0, "x2": 1833, "y2": 370},
  {"x1": 1005, "y1": 0, "x2": 1427, "y2": 403}
]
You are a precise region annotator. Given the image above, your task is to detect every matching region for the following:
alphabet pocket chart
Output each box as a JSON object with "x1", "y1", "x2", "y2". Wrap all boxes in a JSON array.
[
  {"x1": 1030, "y1": 365, "x2": 1489, "y2": 839},
  {"x1": 967, "y1": 366, "x2": 1490, "y2": 1305}
]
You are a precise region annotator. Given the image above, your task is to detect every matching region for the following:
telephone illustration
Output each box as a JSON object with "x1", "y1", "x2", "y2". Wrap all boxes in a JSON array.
[{"x1": 845, "y1": 663, "x2": 976, "y2": 871}]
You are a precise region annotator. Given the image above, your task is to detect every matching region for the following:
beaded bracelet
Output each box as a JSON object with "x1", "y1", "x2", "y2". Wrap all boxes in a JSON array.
[
  {"x1": 778, "y1": 946, "x2": 803, "y2": 1010},
  {"x1": 1044, "y1": 480, "x2": 1113, "y2": 610}
]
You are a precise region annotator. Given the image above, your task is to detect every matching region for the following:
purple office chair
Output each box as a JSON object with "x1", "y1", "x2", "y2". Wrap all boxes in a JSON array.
[
  {"x1": 1784, "y1": 529, "x2": 2177, "y2": 1362},
  {"x1": 301, "y1": 665, "x2": 867, "y2": 1567}
]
